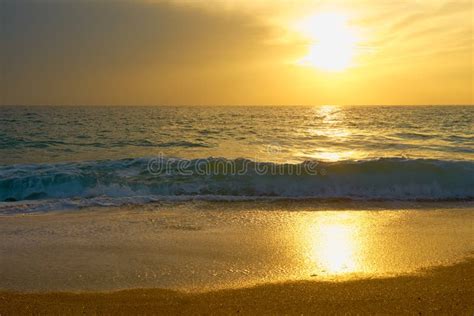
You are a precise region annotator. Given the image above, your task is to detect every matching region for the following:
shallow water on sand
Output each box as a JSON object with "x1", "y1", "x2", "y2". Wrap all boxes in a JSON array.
[{"x1": 1, "y1": 201, "x2": 472, "y2": 292}]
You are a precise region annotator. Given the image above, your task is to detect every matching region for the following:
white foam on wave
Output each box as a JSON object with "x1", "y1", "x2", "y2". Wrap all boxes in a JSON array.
[{"x1": 0, "y1": 157, "x2": 473, "y2": 213}]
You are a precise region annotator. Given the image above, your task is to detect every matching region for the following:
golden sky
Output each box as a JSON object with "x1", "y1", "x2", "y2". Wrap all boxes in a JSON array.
[{"x1": 1, "y1": 0, "x2": 473, "y2": 105}]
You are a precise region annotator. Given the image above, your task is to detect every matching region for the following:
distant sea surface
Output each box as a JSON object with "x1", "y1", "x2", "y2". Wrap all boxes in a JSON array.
[{"x1": 0, "y1": 106, "x2": 473, "y2": 212}]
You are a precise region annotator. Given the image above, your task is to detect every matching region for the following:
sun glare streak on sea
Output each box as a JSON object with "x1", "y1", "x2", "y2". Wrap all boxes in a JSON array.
[{"x1": 0, "y1": 106, "x2": 472, "y2": 165}]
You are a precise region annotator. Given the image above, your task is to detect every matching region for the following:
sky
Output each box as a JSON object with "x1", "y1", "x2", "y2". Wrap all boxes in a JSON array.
[{"x1": 1, "y1": 0, "x2": 473, "y2": 105}]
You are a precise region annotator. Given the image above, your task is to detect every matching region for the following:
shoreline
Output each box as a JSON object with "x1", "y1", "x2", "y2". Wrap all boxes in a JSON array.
[
  {"x1": 2, "y1": 259, "x2": 473, "y2": 315},
  {"x1": 1, "y1": 202, "x2": 473, "y2": 293},
  {"x1": 1, "y1": 202, "x2": 473, "y2": 314}
]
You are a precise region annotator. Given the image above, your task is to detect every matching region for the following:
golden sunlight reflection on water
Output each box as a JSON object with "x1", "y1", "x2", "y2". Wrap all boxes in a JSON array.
[
  {"x1": 303, "y1": 105, "x2": 360, "y2": 162},
  {"x1": 297, "y1": 212, "x2": 368, "y2": 277},
  {"x1": 310, "y1": 223, "x2": 359, "y2": 274},
  {"x1": 316, "y1": 105, "x2": 341, "y2": 122},
  {"x1": 309, "y1": 151, "x2": 356, "y2": 161},
  {"x1": 287, "y1": 209, "x2": 474, "y2": 281}
]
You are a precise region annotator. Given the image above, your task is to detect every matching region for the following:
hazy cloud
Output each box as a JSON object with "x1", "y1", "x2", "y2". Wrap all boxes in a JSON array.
[{"x1": 1, "y1": 0, "x2": 472, "y2": 105}]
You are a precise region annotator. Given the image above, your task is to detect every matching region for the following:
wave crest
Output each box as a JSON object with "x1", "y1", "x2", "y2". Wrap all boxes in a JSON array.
[{"x1": 1, "y1": 157, "x2": 473, "y2": 205}]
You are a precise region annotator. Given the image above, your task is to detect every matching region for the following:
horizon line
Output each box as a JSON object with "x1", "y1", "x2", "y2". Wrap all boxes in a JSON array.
[{"x1": 1, "y1": 104, "x2": 474, "y2": 107}]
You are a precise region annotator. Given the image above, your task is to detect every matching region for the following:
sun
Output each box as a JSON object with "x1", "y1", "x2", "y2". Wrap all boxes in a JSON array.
[{"x1": 295, "y1": 12, "x2": 359, "y2": 72}]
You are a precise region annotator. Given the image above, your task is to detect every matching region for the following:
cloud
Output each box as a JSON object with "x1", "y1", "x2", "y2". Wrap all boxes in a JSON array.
[
  {"x1": 1, "y1": 0, "x2": 472, "y2": 105},
  {"x1": 354, "y1": 0, "x2": 472, "y2": 67},
  {"x1": 1, "y1": 0, "x2": 297, "y2": 104}
]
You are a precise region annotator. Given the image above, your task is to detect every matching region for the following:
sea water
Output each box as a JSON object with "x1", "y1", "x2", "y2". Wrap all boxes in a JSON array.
[{"x1": 0, "y1": 105, "x2": 473, "y2": 212}]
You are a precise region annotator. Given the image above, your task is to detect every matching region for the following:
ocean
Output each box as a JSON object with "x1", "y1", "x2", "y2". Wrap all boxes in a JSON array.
[{"x1": 0, "y1": 105, "x2": 473, "y2": 213}]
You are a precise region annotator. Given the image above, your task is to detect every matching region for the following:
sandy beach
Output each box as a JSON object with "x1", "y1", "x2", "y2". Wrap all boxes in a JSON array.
[
  {"x1": 1, "y1": 201, "x2": 473, "y2": 314},
  {"x1": 1, "y1": 259, "x2": 473, "y2": 315}
]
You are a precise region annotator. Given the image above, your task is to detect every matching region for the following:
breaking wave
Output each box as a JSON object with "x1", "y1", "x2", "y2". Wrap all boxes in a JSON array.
[{"x1": 0, "y1": 157, "x2": 473, "y2": 212}]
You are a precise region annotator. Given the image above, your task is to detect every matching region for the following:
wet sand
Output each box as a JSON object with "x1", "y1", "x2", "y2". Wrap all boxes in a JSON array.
[
  {"x1": 1, "y1": 201, "x2": 473, "y2": 314},
  {"x1": 1, "y1": 259, "x2": 473, "y2": 315}
]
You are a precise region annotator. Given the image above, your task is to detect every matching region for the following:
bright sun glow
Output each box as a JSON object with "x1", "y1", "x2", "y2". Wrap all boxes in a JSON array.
[
  {"x1": 295, "y1": 12, "x2": 359, "y2": 72},
  {"x1": 306, "y1": 220, "x2": 360, "y2": 274}
]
